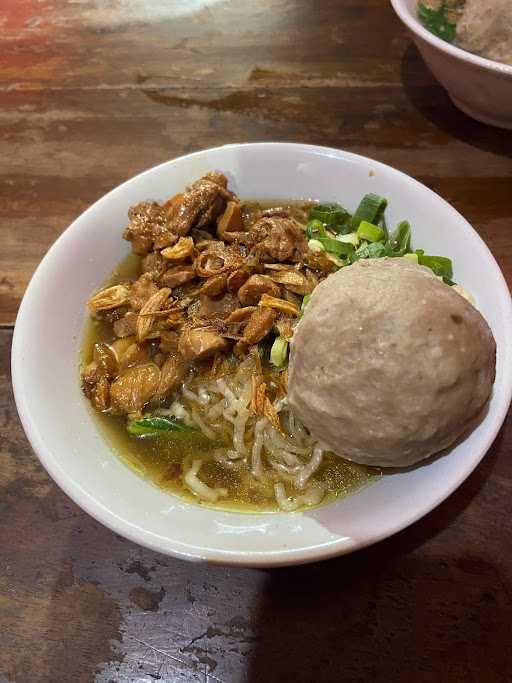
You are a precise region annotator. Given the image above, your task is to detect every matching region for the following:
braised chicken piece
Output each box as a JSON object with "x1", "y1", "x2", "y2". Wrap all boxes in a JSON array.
[
  {"x1": 159, "y1": 265, "x2": 196, "y2": 289},
  {"x1": 129, "y1": 274, "x2": 159, "y2": 311},
  {"x1": 198, "y1": 292, "x2": 239, "y2": 320},
  {"x1": 154, "y1": 353, "x2": 187, "y2": 400},
  {"x1": 110, "y1": 363, "x2": 161, "y2": 415},
  {"x1": 195, "y1": 241, "x2": 245, "y2": 278},
  {"x1": 141, "y1": 252, "x2": 167, "y2": 278},
  {"x1": 123, "y1": 202, "x2": 175, "y2": 255},
  {"x1": 237, "y1": 274, "x2": 281, "y2": 306},
  {"x1": 113, "y1": 312, "x2": 138, "y2": 338},
  {"x1": 242, "y1": 308, "x2": 277, "y2": 345},
  {"x1": 226, "y1": 268, "x2": 249, "y2": 292},
  {"x1": 217, "y1": 201, "x2": 248, "y2": 243},
  {"x1": 166, "y1": 172, "x2": 233, "y2": 236},
  {"x1": 200, "y1": 273, "x2": 228, "y2": 297},
  {"x1": 249, "y1": 216, "x2": 308, "y2": 262},
  {"x1": 82, "y1": 172, "x2": 330, "y2": 418},
  {"x1": 178, "y1": 327, "x2": 230, "y2": 362}
]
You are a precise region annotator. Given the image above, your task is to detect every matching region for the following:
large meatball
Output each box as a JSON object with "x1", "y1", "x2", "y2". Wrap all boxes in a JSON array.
[
  {"x1": 288, "y1": 258, "x2": 496, "y2": 467},
  {"x1": 456, "y1": 0, "x2": 512, "y2": 66}
]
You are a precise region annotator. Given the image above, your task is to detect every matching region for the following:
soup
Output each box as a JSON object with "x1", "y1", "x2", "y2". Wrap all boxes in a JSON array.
[
  {"x1": 81, "y1": 181, "x2": 380, "y2": 512},
  {"x1": 82, "y1": 171, "x2": 468, "y2": 510}
]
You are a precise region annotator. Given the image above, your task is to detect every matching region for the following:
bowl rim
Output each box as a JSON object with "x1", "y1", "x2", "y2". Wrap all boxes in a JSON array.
[
  {"x1": 11, "y1": 142, "x2": 512, "y2": 566},
  {"x1": 390, "y1": 0, "x2": 512, "y2": 77}
]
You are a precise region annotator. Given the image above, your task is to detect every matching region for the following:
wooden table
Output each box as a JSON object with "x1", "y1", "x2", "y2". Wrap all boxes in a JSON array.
[{"x1": 1, "y1": 1, "x2": 511, "y2": 681}]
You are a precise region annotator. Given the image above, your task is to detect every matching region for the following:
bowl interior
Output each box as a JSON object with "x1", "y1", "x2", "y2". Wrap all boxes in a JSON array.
[{"x1": 12, "y1": 143, "x2": 512, "y2": 566}]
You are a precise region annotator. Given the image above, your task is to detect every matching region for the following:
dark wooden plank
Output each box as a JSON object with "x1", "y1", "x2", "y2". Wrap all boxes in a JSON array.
[
  {"x1": 0, "y1": 1, "x2": 404, "y2": 91},
  {"x1": 1, "y1": 78, "x2": 511, "y2": 325},
  {"x1": 2, "y1": 327, "x2": 512, "y2": 681},
  {"x1": 1, "y1": 0, "x2": 511, "y2": 325},
  {"x1": 2, "y1": 0, "x2": 512, "y2": 680}
]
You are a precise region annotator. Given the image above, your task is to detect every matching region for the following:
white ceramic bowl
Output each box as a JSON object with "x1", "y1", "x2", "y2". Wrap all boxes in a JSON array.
[
  {"x1": 390, "y1": 0, "x2": 512, "y2": 129},
  {"x1": 12, "y1": 143, "x2": 512, "y2": 567}
]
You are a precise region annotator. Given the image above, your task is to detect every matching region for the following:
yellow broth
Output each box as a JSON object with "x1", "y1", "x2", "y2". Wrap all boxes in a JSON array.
[
  {"x1": 81, "y1": 203, "x2": 381, "y2": 512},
  {"x1": 81, "y1": 385, "x2": 380, "y2": 512}
]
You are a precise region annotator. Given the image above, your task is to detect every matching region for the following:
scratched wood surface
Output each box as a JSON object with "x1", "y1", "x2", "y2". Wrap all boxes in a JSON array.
[{"x1": 1, "y1": 1, "x2": 511, "y2": 681}]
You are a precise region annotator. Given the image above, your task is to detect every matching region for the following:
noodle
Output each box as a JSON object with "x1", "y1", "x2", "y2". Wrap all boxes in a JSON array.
[
  {"x1": 184, "y1": 459, "x2": 228, "y2": 503},
  {"x1": 251, "y1": 418, "x2": 267, "y2": 478},
  {"x1": 294, "y1": 445, "x2": 323, "y2": 489},
  {"x1": 189, "y1": 407, "x2": 217, "y2": 440},
  {"x1": 179, "y1": 355, "x2": 328, "y2": 510},
  {"x1": 182, "y1": 386, "x2": 209, "y2": 406},
  {"x1": 274, "y1": 482, "x2": 299, "y2": 512}
]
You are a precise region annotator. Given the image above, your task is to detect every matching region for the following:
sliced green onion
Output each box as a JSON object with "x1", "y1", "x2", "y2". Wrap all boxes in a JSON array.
[
  {"x1": 300, "y1": 294, "x2": 311, "y2": 314},
  {"x1": 386, "y1": 220, "x2": 411, "y2": 256},
  {"x1": 356, "y1": 220, "x2": 385, "y2": 243},
  {"x1": 337, "y1": 231, "x2": 360, "y2": 247},
  {"x1": 418, "y1": 2, "x2": 457, "y2": 43},
  {"x1": 402, "y1": 252, "x2": 419, "y2": 264},
  {"x1": 306, "y1": 219, "x2": 326, "y2": 240},
  {"x1": 127, "y1": 415, "x2": 198, "y2": 437},
  {"x1": 378, "y1": 213, "x2": 388, "y2": 239},
  {"x1": 326, "y1": 253, "x2": 345, "y2": 268},
  {"x1": 351, "y1": 193, "x2": 388, "y2": 229},
  {"x1": 350, "y1": 241, "x2": 387, "y2": 262},
  {"x1": 415, "y1": 249, "x2": 453, "y2": 282},
  {"x1": 318, "y1": 237, "x2": 355, "y2": 257},
  {"x1": 309, "y1": 203, "x2": 349, "y2": 226},
  {"x1": 452, "y1": 284, "x2": 474, "y2": 305},
  {"x1": 270, "y1": 336, "x2": 289, "y2": 367},
  {"x1": 308, "y1": 239, "x2": 325, "y2": 253}
]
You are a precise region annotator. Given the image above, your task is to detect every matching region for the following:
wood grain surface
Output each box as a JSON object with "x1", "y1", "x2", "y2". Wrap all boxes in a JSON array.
[{"x1": 1, "y1": 1, "x2": 511, "y2": 681}]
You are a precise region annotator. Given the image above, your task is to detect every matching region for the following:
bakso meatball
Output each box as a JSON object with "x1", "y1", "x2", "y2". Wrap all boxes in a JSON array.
[
  {"x1": 288, "y1": 258, "x2": 496, "y2": 467},
  {"x1": 456, "y1": 0, "x2": 512, "y2": 66}
]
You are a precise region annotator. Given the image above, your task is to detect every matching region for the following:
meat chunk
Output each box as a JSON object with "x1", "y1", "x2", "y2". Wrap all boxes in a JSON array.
[
  {"x1": 81, "y1": 361, "x2": 111, "y2": 411},
  {"x1": 161, "y1": 236, "x2": 195, "y2": 262},
  {"x1": 129, "y1": 274, "x2": 158, "y2": 311},
  {"x1": 117, "y1": 343, "x2": 149, "y2": 373},
  {"x1": 304, "y1": 249, "x2": 337, "y2": 275},
  {"x1": 217, "y1": 201, "x2": 247, "y2": 242},
  {"x1": 123, "y1": 202, "x2": 175, "y2": 255},
  {"x1": 81, "y1": 341, "x2": 121, "y2": 411},
  {"x1": 266, "y1": 269, "x2": 314, "y2": 295},
  {"x1": 159, "y1": 265, "x2": 196, "y2": 289},
  {"x1": 141, "y1": 252, "x2": 167, "y2": 278},
  {"x1": 154, "y1": 353, "x2": 187, "y2": 400},
  {"x1": 242, "y1": 308, "x2": 277, "y2": 345},
  {"x1": 250, "y1": 216, "x2": 307, "y2": 262},
  {"x1": 227, "y1": 268, "x2": 250, "y2": 293},
  {"x1": 87, "y1": 374, "x2": 110, "y2": 411},
  {"x1": 109, "y1": 363, "x2": 160, "y2": 414},
  {"x1": 238, "y1": 274, "x2": 281, "y2": 306},
  {"x1": 200, "y1": 273, "x2": 228, "y2": 297},
  {"x1": 166, "y1": 172, "x2": 233, "y2": 236},
  {"x1": 113, "y1": 311, "x2": 138, "y2": 338},
  {"x1": 178, "y1": 327, "x2": 230, "y2": 362},
  {"x1": 198, "y1": 292, "x2": 239, "y2": 319},
  {"x1": 226, "y1": 306, "x2": 257, "y2": 323},
  {"x1": 159, "y1": 330, "x2": 180, "y2": 353},
  {"x1": 93, "y1": 343, "x2": 118, "y2": 378},
  {"x1": 195, "y1": 241, "x2": 245, "y2": 278},
  {"x1": 203, "y1": 171, "x2": 228, "y2": 188},
  {"x1": 258, "y1": 293, "x2": 300, "y2": 317},
  {"x1": 136, "y1": 287, "x2": 172, "y2": 343}
]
